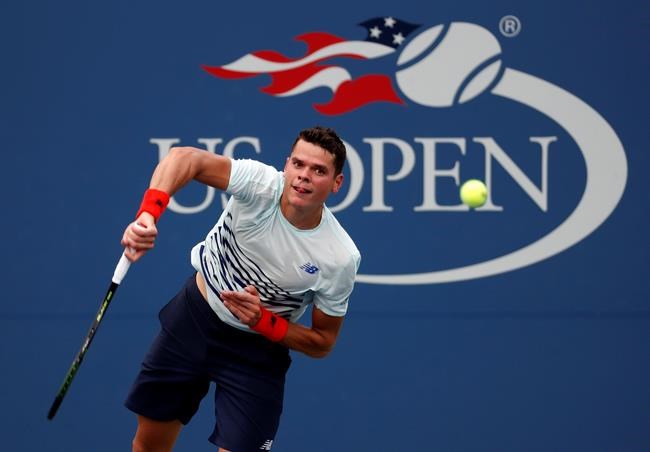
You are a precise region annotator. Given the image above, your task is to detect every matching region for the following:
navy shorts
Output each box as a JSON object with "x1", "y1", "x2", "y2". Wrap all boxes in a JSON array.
[{"x1": 125, "y1": 274, "x2": 291, "y2": 451}]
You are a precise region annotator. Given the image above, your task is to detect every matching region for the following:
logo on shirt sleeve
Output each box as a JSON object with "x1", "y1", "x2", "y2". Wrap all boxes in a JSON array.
[{"x1": 299, "y1": 262, "x2": 319, "y2": 274}]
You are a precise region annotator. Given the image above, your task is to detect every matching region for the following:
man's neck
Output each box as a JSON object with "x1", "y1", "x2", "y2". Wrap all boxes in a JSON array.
[{"x1": 280, "y1": 198, "x2": 323, "y2": 230}]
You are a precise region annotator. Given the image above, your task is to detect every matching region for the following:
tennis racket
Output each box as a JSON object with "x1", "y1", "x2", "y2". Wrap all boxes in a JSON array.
[{"x1": 47, "y1": 252, "x2": 131, "y2": 420}]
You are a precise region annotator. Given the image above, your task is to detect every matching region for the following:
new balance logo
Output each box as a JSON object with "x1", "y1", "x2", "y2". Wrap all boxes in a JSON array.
[
  {"x1": 259, "y1": 439, "x2": 273, "y2": 450},
  {"x1": 299, "y1": 262, "x2": 319, "y2": 274}
]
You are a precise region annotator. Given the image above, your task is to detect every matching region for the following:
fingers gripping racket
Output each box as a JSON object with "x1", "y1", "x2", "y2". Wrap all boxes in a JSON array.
[{"x1": 47, "y1": 252, "x2": 132, "y2": 420}]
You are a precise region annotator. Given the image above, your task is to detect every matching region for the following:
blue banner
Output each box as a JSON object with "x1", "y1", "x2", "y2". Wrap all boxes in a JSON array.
[{"x1": 2, "y1": 0, "x2": 648, "y2": 450}]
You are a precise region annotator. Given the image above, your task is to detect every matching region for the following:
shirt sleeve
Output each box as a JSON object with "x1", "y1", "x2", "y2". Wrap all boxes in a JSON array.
[
  {"x1": 227, "y1": 158, "x2": 282, "y2": 204},
  {"x1": 313, "y1": 250, "x2": 361, "y2": 317}
]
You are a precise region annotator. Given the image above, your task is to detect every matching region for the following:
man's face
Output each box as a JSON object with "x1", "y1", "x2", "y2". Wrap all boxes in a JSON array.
[{"x1": 283, "y1": 139, "x2": 343, "y2": 210}]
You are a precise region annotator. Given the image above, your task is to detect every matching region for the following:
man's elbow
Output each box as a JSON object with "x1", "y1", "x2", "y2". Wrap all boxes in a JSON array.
[
  {"x1": 304, "y1": 340, "x2": 335, "y2": 359},
  {"x1": 168, "y1": 146, "x2": 200, "y2": 161}
]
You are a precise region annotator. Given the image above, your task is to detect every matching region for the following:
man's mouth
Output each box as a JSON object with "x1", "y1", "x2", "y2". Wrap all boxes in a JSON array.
[{"x1": 293, "y1": 185, "x2": 312, "y2": 194}]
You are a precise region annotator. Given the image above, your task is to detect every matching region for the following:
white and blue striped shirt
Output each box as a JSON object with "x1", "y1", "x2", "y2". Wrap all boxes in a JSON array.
[{"x1": 191, "y1": 158, "x2": 360, "y2": 332}]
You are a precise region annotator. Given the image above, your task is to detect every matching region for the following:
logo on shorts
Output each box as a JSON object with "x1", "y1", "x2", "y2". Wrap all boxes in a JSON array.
[
  {"x1": 260, "y1": 439, "x2": 273, "y2": 450},
  {"x1": 299, "y1": 262, "x2": 319, "y2": 274}
]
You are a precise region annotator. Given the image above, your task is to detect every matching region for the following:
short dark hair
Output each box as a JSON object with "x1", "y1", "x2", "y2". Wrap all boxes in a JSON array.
[{"x1": 292, "y1": 126, "x2": 347, "y2": 175}]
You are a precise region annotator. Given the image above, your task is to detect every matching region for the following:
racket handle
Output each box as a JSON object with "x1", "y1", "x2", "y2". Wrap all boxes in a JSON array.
[{"x1": 112, "y1": 252, "x2": 132, "y2": 284}]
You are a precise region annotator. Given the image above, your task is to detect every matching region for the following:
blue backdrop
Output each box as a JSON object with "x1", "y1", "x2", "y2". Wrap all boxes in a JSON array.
[{"x1": 2, "y1": 0, "x2": 648, "y2": 451}]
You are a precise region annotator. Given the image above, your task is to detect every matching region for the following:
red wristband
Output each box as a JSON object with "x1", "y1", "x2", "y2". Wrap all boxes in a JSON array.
[
  {"x1": 251, "y1": 307, "x2": 288, "y2": 342},
  {"x1": 136, "y1": 188, "x2": 170, "y2": 223}
]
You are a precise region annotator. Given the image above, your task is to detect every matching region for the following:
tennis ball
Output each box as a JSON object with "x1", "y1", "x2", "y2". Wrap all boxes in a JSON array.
[
  {"x1": 395, "y1": 22, "x2": 502, "y2": 107},
  {"x1": 460, "y1": 179, "x2": 488, "y2": 208}
]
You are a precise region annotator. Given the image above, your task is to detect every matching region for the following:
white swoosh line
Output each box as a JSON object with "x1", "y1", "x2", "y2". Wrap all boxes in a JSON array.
[
  {"x1": 275, "y1": 67, "x2": 351, "y2": 96},
  {"x1": 357, "y1": 68, "x2": 627, "y2": 284},
  {"x1": 222, "y1": 41, "x2": 394, "y2": 73}
]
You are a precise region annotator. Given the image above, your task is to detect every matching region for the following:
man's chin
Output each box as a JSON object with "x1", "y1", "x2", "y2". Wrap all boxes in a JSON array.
[
  {"x1": 289, "y1": 197, "x2": 310, "y2": 208},
  {"x1": 289, "y1": 193, "x2": 321, "y2": 209}
]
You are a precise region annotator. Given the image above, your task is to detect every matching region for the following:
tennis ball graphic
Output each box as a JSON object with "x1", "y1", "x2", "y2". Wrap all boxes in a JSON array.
[{"x1": 396, "y1": 22, "x2": 502, "y2": 107}]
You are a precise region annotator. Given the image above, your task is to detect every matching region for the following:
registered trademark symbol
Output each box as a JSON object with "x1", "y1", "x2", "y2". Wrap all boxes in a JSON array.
[{"x1": 499, "y1": 15, "x2": 522, "y2": 37}]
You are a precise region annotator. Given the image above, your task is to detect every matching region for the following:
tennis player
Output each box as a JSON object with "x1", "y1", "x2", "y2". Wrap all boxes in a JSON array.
[{"x1": 121, "y1": 126, "x2": 360, "y2": 452}]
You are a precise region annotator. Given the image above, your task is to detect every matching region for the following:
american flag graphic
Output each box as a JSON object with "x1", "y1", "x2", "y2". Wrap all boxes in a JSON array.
[{"x1": 202, "y1": 17, "x2": 420, "y2": 115}]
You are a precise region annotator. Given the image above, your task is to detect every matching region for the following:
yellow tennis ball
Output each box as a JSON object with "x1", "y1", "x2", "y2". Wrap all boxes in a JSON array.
[{"x1": 460, "y1": 179, "x2": 488, "y2": 208}]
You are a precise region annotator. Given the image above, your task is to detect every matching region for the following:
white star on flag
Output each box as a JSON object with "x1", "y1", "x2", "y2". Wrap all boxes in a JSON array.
[
  {"x1": 384, "y1": 17, "x2": 396, "y2": 28},
  {"x1": 392, "y1": 32, "x2": 405, "y2": 45}
]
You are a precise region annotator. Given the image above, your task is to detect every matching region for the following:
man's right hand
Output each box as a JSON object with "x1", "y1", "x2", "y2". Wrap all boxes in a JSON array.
[{"x1": 121, "y1": 212, "x2": 157, "y2": 262}]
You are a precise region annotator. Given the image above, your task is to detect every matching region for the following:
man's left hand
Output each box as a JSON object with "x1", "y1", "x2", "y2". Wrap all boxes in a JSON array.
[{"x1": 220, "y1": 286, "x2": 263, "y2": 326}]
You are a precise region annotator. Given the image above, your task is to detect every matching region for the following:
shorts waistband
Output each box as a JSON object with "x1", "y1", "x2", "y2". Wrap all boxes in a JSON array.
[
  {"x1": 183, "y1": 274, "x2": 223, "y2": 325},
  {"x1": 183, "y1": 274, "x2": 265, "y2": 342},
  {"x1": 175, "y1": 273, "x2": 291, "y2": 369}
]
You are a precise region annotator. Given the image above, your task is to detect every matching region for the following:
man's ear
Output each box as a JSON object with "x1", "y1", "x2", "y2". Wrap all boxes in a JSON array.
[{"x1": 331, "y1": 173, "x2": 344, "y2": 193}]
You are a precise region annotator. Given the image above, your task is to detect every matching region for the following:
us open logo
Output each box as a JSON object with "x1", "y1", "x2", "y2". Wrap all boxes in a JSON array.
[{"x1": 152, "y1": 17, "x2": 627, "y2": 285}]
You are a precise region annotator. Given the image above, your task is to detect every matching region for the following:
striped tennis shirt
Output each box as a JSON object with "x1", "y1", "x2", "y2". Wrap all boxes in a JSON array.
[{"x1": 191, "y1": 158, "x2": 361, "y2": 332}]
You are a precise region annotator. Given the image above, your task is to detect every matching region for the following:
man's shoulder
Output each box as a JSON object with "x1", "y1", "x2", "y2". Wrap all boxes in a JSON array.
[
  {"x1": 229, "y1": 159, "x2": 284, "y2": 200},
  {"x1": 322, "y1": 208, "x2": 361, "y2": 265},
  {"x1": 231, "y1": 158, "x2": 282, "y2": 182}
]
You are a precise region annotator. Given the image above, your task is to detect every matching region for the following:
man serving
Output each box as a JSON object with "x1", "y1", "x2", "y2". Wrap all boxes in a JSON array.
[{"x1": 121, "y1": 126, "x2": 361, "y2": 452}]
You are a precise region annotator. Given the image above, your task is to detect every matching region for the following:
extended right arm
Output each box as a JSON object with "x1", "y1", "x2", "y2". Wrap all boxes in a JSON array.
[
  {"x1": 121, "y1": 147, "x2": 232, "y2": 261},
  {"x1": 147, "y1": 146, "x2": 232, "y2": 195}
]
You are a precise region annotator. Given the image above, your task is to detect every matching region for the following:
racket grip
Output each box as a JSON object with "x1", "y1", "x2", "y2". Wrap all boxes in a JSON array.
[{"x1": 112, "y1": 252, "x2": 132, "y2": 284}]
